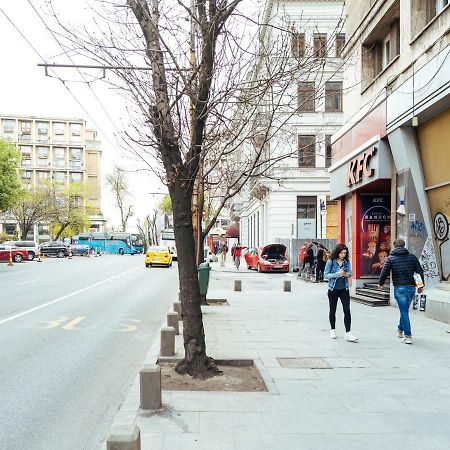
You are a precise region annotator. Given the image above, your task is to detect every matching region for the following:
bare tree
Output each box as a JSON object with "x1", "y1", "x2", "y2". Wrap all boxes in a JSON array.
[
  {"x1": 48, "y1": 0, "x2": 346, "y2": 377},
  {"x1": 106, "y1": 166, "x2": 134, "y2": 233},
  {"x1": 137, "y1": 209, "x2": 159, "y2": 248}
]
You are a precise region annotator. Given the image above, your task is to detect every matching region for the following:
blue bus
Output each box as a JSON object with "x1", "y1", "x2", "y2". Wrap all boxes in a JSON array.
[{"x1": 75, "y1": 232, "x2": 143, "y2": 255}]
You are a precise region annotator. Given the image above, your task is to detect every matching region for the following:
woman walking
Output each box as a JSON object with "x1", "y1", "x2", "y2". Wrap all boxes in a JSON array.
[{"x1": 324, "y1": 244, "x2": 358, "y2": 342}]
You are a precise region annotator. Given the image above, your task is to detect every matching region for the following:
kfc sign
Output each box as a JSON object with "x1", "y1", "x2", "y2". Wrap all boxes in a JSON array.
[{"x1": 347, "y1": 147, "x2": 377, "y2": 187}]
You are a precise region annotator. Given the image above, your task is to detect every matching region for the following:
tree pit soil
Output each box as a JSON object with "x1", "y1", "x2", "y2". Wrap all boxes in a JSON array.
[{"x1": 159, "y1": 362, "x2": 267, "y2": 392}]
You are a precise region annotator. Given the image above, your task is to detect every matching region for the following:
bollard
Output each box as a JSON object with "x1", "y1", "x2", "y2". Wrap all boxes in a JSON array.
[
  {"x1": 234, "y1": 280, "x2": 242, "y2": 291},
  {"x1": 106, "y1": 425, "x2": 140, "y2": 450},
  {"x1": 284, "y1": 280, "x2": 291, "y2": 292},
  {"x1": 37, "y1": 253, "x2": 42, "y2": 263},
  {"x1": 8, "y1": 249, "x2": 14, "y2": 266},
  {"x1": 167, "y1": 311, "x2": 179, "y2": 335},
  {"x1": 173, "y1": 301, "x2": 182, "y2": 318},
  {"x1": 160, "y1": 326, "x2": 176, "y2": 356},
  {"x1": 140, "y1": 364, "x2": 162, "y2": 410}
]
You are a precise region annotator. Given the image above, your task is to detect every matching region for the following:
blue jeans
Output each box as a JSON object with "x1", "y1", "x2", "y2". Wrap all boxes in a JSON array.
[{"x1": 394, "y1": 286, "x2": 416, "y2": 337}]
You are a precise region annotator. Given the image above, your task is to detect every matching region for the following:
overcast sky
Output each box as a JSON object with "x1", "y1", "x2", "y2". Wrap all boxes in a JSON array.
[{"x1": 0, "y1": 0, "x2": 169, "y2": 231}]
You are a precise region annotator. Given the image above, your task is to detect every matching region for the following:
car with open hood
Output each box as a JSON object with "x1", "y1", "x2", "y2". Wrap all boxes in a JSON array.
[{"x1": 244, "y1": 243, "x2": 289, "y2": 273}]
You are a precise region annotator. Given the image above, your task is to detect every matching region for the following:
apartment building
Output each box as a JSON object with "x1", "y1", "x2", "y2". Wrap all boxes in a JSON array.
[
  {"x1": 330, "y1": 0, "x2": 450, "y2": 319},
  {"x1": 0, "y1": 114, "x2": 104, "y2": 242},
  {"x1": 236, "y1": 0, "x2": 345, "y2": 248}
]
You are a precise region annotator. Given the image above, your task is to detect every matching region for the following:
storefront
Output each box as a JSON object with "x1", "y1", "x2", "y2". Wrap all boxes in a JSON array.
[{"x1": 330, "y1": 101, "x2": 394, "y2": 287}]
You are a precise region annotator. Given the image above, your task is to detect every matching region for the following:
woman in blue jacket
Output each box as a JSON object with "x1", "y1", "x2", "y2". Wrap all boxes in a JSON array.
[{"x1": 324, "y1": 244, "x2": 358, "y2": 342}]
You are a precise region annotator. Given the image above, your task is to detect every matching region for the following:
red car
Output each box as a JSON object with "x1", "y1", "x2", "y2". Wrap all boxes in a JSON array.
[
  {"x1": 0, "y1": 245, "x2": 29, "y2": 263},
  {"x1": 244, "y1": 243, "x2": 289, "y2": 273}
]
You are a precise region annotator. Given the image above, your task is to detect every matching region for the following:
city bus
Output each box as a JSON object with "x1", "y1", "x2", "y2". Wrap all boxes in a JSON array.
[
  {"x1": 75, "y1": 232, "x2": 143, "y2": 255},
  {"x1": 160, "y1": 229, "x2": 177, "y2": 260}
]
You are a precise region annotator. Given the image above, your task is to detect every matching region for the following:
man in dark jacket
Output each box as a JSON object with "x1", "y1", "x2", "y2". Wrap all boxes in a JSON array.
[{"x1": 378, "y1": 239, "x2": 424, "y2": 344}]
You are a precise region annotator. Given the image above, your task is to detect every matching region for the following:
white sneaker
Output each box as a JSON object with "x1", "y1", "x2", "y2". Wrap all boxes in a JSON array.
[
  {"x1": 403, "y1": 336, "x2": 412, "y2": 344},
  {"x1": 330, "y1": 329, "x2": 337, "y2": 339},
  {"x1": 345, "y1": 332, "x2": 358, "y2": 342},
  {"x1": 397, "y1": 330, "x2": 404, "y2": 338}
]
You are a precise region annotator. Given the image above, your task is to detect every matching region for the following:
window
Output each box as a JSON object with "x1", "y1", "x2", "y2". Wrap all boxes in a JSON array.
[
  {"x1": 291, "y1": 32, "x2": 305, "y2": 58},
  {"x1": 20, "y1": 146, "x2": 32, "y2": 156},
  {"x1": 297, "y1": 82, "x2": 315, "y2": 112},
  {"x1": 428, "y1": 0, "x2": 449, "y2": 20},
  {"x1": 325, "y1": 135, "x2": 332, "y2": 168},
  {"x1": 54, "y1": 147, "x2": 65, "y2": 159},
  {"x1": 298, "y1": 135, "x2": 316, "y2": 168},
  {"x1": 37, "y1": 171, "x2": 49, "y2": 183},
  {"x1": 70, "y1": 123, "x2": 82, "y2": 136},
  {"x1": 54, "y1": 123, "x2": 65, "y2": 135},
  {"x1": 2, "y1": 119, "x2": 14, "y2": 133},
  {"x1": 70, "y1": 148, "x2": 82, "y2": 160},
  {"x1": 313, "y1": 33, "x2": 327, "y2": 57},
  {"x1": 22, "y1": 171, "x2": 32, "y2": 180},
  {"x1": 37, "y1": 122, "x2": 49, "y2": 134},
  {"x1": 325, "y1": 82, "x2": 343, "y2": 112},
  {"x1": 335, "y1": 34, "x2": 345, "y2": 57},
  {"x1": 20, "y1": 121, "x2": 31, "y2": 134},
  {"x1": 297, "y1": 196, "x2": 317, "y2": 239},
  {"x1": 70, "y1": 172, "x2": 83, "y2": 183},
  {"x1": 54, "y1": 172, "x2": 66, "y2": 185},
  {"x1": 21, "y1": 159, "x2": 32, "y2": 167},
  {"x1": 37, "y1": 147, "x2": 49, "y2": 159}
]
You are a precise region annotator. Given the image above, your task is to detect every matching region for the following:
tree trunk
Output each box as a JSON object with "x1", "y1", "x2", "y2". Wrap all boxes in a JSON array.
[{"x1": 172, "y1": 189, "x2": 221, "y2": 379}]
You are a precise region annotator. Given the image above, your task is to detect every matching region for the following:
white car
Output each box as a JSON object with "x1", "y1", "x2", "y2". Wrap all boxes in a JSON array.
[{"x1": 2, "y1": 240, "x2": 39, "y2": 261}]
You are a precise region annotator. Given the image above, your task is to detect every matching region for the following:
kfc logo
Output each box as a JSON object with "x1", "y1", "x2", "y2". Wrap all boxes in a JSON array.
[{"x1": 347, "y1": 147, "x2": 377, "y2": 187}]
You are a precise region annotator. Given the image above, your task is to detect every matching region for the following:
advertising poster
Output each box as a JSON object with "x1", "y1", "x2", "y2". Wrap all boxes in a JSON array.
[{"x1": 360, "y1": 195, "x2": 391, "y2": 277}]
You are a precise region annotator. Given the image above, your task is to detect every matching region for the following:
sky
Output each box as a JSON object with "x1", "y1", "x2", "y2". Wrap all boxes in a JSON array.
[{"x1": 0, "y1": 0, "x2": 168, "y2": 231}]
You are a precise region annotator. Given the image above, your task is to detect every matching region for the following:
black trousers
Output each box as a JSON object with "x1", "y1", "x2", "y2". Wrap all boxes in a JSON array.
[
  {"x1": 315, "y1": 261, "x2": 325, "y2": 281},
  {"x1": 328, "y1": 288, "x2": 351, "y2": 332}
]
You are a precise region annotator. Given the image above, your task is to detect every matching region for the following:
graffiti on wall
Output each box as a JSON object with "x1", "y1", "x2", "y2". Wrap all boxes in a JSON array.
[
  {"x1": 419, "y1": 237, "x2": 440, "y2": 283},
  {"x1": 410, "y1": 219, "x2": 426, "y2": 237},
  {"x1": 434, "y1": 212, "x2": 450, "y2": 281}
]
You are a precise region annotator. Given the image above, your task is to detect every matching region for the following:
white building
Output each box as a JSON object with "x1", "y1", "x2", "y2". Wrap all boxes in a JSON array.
[{"x1": 236, "y1": 0, "x2": 345, "y2": 247}]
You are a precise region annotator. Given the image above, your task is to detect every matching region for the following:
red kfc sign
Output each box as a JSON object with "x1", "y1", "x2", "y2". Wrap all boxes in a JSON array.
[{"x1": 347, "y1": 147, "x2": 377, "y2": 187}]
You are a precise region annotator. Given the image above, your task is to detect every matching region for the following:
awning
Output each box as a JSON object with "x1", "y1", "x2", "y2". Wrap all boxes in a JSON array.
[{"x1": 225, "y1": 221, "x2": 239, "y2": 238}]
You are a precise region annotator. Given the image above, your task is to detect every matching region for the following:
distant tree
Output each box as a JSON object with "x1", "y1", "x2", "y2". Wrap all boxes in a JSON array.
[
  {"x1": 0, "y1": 139, "x2": 23, "y2": 212},
  {"x1": 49, "y1": 182, "x2": 91, "y2": 240},
  {"x1": 137, "y1": 209, "x2": 159, "y2": 249},
  {"x1": 158, "y1": 195, "x2": 172, "y2": 216},
  {"x1": 106, "y1": 166, "x2": 134, "y2": 232}
]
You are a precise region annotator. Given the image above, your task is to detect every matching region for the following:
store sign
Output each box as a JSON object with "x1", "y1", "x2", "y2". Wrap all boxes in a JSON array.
[{"x1": 347, "y1": 147, "x2": 377, "y2": 187}]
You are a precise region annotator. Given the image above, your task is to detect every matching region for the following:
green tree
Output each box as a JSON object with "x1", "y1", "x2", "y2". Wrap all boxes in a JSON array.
[
  {"x1": 158, "y1": 195, "x2": 172, "y2": 216},
  {"x1": 49, "y1": 182, "x2": 91, "y2": 240},
  {"x1": 0, "y1": 139, "x2": 23, "y2": 211}
]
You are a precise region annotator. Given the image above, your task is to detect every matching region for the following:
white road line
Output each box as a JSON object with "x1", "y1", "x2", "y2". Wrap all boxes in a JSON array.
[
  {"x1": 0, "y1": 270, "x2": 35, "y2": 277},
  {"x1": 18, "y1": 279, "x2": 41, "y2": 286},
  {"x1": 0, "y1": 266, "x2": 140, "y2": 326}
]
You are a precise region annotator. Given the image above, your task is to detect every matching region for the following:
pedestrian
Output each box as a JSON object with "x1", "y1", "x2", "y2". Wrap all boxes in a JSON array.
[
  {"x1": 214, "y1": 243, "x2": 219, "y2": 255},
  {"x1": 324, "y1": 243, "x2": 358, "y2": 342},
  {"x1": 233, "y1": 243, "x2": 243, "y2": 269},
  {"x1": 378, "y1": 238, "x2": 424, "y2": 344},
  {"x1": 304, "y1": 243, "x2": 314, "y2": 269},
  {"x1": 315, "y1": 243, "x2": 326, "y2": 282},
  {"x1": 220, "y1": 242, "x2": 228, "y2": 262}
]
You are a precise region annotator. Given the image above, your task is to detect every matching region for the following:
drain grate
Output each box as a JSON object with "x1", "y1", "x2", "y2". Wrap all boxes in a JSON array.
[{"x1": 277, "y1": 357, "x2": 331, "y2": 369}]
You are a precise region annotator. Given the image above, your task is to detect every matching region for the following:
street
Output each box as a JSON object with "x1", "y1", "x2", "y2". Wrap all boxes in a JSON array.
[{"x1": 0, "y1": 255, "x2": 178, "y2": 450}]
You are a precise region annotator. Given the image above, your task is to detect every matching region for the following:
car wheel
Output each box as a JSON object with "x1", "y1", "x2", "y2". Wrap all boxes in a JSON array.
[
  {"x1": 28, "y1": 251, "x2": 35, "y2": 261},
  {"x1": 57, "y1": 251, "x2": 65, "y2": 258},
  {"x1": 13, "y1": 254, "x2": 23, "y2": 263},
  {"x1": 118, "y1": 248, "x2": 124, "y2": 255},
  {"x1": 257, "y1": 263, "x2": 262, "y2": 273}
]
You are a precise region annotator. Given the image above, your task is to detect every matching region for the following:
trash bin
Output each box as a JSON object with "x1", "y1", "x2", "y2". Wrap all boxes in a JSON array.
[{"x1": 198, "y1": 262, "x2": 211, "y2": 296}]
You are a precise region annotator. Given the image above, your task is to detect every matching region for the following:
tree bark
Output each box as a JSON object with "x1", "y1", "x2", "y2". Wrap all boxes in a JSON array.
[{"x1": 172, "y1": 188, "x2": 221, "y2": 379}]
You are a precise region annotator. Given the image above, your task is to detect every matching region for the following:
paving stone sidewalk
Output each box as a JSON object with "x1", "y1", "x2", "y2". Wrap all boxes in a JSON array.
[{"x1": 109, "y1": 261, "x2": 450, "y2": 450}]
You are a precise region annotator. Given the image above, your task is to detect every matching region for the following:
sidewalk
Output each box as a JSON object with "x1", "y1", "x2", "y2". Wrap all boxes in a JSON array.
[{"x1": 110, "y1": 261, "x2": 450, "y2": 450}]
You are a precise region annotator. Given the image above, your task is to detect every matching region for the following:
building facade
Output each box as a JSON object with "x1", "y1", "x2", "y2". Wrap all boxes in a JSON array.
[
  {"x1": 237, "y1": 0, "x2": 345, "y2": 249},
  {"x1": 330, "y1": 0, "x2": 450, "y2": 320},
  {"x1": 0, "y1": 114, "x2": 104, "y2": 242}
]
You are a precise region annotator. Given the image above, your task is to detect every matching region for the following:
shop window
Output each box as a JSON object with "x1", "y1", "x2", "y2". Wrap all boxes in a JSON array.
[
  {"x1": 313, "y1": 33, "x2": 327, "y2": 57},
  {"x1": 325, "y1": 135, "x2": 332, "y2": 168},
  {"x1": 297, "y1": 82, "x2": 315, "y2": 112},
  {"x1": 298, "y1": 135, "x2": 316, "y2": 168},
  {"x1": 325, "y1": 82, "x2": 343, "y2": 112},
  {"x1": 335, "y1": 34, "x2": 345, "y2": 57},
  {"x1": 291, "y1": 31, "x2": 305, "y2": 58}
]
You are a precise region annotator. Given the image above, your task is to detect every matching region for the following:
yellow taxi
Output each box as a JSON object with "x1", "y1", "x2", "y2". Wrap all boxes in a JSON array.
[{"x1": 145, "y1": 245, "x2": 173, "y2": 268}]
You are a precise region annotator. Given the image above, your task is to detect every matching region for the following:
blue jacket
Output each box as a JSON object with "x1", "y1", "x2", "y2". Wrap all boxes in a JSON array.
[{"x1": 324, "y1": 259, "x2": 352, "y2": 290}]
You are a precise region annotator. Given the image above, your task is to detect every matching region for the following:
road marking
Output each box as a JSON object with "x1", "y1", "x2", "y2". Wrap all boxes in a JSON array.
[
  {"x1": 0, "y1": 266, "x2": 140, "y2": 326},
  {"x1": 115, "y1": 319, "x2": 141, "y2": 332},
  {"x1": 0, "y1": 270, "x2": 35, "y2": 278},
  {"x1": 39, "y1": 316, "x2": 69, "y2": 329},
  {"x1": 62, "y1": 317, "x2": 85, "y2": 330},
  {"x1": 18, "y1": 278, "x2": 41, "y2": 286}
]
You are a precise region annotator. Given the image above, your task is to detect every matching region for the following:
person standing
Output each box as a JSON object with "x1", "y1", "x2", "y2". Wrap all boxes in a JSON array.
[
  {"x1": 378, "y1": 239, "x2": 424, "y2": 344},
  {"x1": 233, "y1": 243, "x2": 243, "y2": 269},
  {"x1": 315, "y1": 244, "x2": 326, "y2": 282},
  {"x1": 324, "y1": 244, "x2": 358, "y2": 342}
]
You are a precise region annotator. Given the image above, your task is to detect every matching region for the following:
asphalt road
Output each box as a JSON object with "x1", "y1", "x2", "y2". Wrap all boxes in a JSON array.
[{"x1": 0, "y1": 254, "x2": 179, "y2": 450}]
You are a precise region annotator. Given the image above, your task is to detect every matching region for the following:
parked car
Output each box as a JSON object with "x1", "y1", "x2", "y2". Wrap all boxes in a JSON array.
[
  {"x1": 2, "y1": 240, "x2": 39, "y2": 261},
  {"x1": 68, "y1": 244, "x2": 90, "y2": 256},
  {"x1": 0, "y1": 245, "x2": 29, "y2": 263},
  {"x1": 244, "y1": 243, "x2": 289, "y2": 273},
  {"x1": 39, "y1": 241, "x2": 70, "y2": 258},
  {"x1": 145, "y1": 245, "x2": 173, "y2": 268}
]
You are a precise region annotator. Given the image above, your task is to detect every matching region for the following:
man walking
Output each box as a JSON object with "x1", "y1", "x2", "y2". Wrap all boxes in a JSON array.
[
  {"x1": 378, "y1": 239, "x2": 424, "y2": 344},
  {"x1": 315, "y1": 243, "x2": 326, "y2": 282}
]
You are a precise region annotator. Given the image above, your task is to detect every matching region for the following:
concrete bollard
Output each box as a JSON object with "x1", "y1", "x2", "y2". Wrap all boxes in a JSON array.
[
  {"x1": 173, "y1": 301, "x2": 182, "y2": 318},
  {"x1": 167, "y1": 311, "x2": 179, "y2": 335},
  {"x1": 160, "y1": 326, "x2": 176, "y2": 356},
  {"x1": 284, "y1": 280, "x2": 291, "y2": 292},
  {"x1": 234, "y1": 280, "x2": 242, "y2": 291},
  {"x1": 106, "y1": 425, "x2": 140, "y2": 450},
  {"x1": 140, "y1": 364, "x2": 162, "y2": 410}
]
